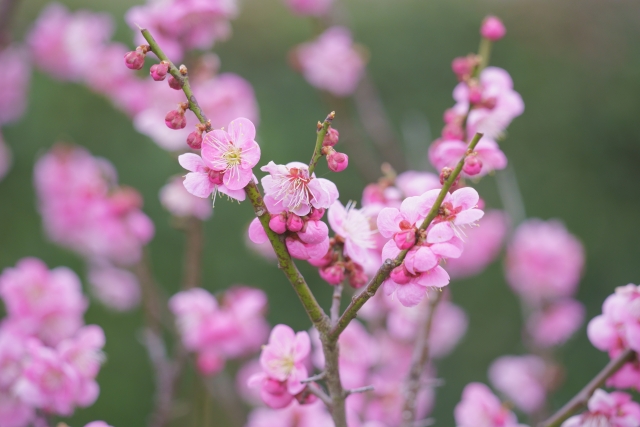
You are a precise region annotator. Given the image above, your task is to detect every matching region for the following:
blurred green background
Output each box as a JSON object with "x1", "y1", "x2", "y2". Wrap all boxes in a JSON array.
[{"x1": 2, "y1": 0, "x2": 640, "y2": 425}]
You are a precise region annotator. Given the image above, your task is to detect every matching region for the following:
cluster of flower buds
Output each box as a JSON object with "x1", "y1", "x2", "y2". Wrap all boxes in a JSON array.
[
  {"x1": 169, "y1": 287, "x2": 269, "y2": 375},
  {"x1": 0, "y1": 258, "x2": 105, "y2": 425},
  {"x1": 320, "y1": 126, "x2": 349, "y2": 172},
  {"x1": 308, "y1": 238, "x2": 367, "y2": 288}
]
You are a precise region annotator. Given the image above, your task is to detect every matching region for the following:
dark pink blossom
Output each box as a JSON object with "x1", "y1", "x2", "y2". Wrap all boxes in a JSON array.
[
  {"x1": 178, "y1": 153, "x2": 247, "y2": 202},
  {"x1": 562, "y1": 389, "x2": 640, "y2": 427}
]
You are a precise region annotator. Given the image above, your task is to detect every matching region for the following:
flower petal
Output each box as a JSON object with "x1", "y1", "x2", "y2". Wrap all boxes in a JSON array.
[
  {"x1": 416, "y1": 266, "x2": 450, "y2": 288},
  {"x1": 228, "y1": 117, "x2": 256, "y2": 146},
  {"x1": 240, "y1": 140, "x2": 261, "y2": 169},
  {"x1": 427, "y1": 222, "x2": 454, "y2": 243},
  {"x1": 452, "y1": 187, "x2": 479, "y2": 210},
  {"x1": 455, "y1": 209, "x2": 484, "y2": 225},
  {"x1": 183, "y1": 173, "x2": 214, "y2": 198},
  {"x1": 248, "y1": 217, "x2": 268, "y2": 244},
  {"x1": 223, "y1": 167, "x2": 252, "y2": 190},
  {"x1": 377, "y1": 208, "x2": 401, "y2": 238},
  {"x1": 397, "y1": 282, "x2": 427, "y2": 307},
  {"x1": 178, "y1": 153, "x2": 206, "y2": 173}
]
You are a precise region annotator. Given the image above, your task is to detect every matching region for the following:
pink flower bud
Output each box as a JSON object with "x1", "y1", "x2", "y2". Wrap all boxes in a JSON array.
[
  {"x1": 319, "y1": 264, "x2": 345, "y2": 285},
  {"x1": 207, "y1": 169, "x2": 224, "y2": 185},
  {"x1": 168, "y1": 75, "x2": 181, "y2": 90},
  {"x1": 390, "y1": 265, "x2": 412, "y2": 285},
  {"x1": 327, "y1": 149, "x2": 349, "y2": 172},
  {"x1": 298, "y1": 220, "x2": 328, "y2": 244},
  {"x1": 124, "y1": 49, "x2": 145, "y2": 70},
  {"x1": 440, "y1": 167, "x2": 461, "y2": 186},
  {"x1": 286, "y1": 213, "x2": 304, "y2": 232},
  {"x1": 348, "y1": 265, "x2": 368, "y2": 289},
  {"x1": 468, "y1": 84, "x2": 483, "y2": 104},
  {"x1": 165, "y1": 109, "x2": 186, "y2": 130},
  {"x1": 308, "y1": 207, "x2": 325, "y2": 221},
  {"x1": 263, "y1": 378, "x2": 288, "y2": 395},
  {"x1": 463, "y1": 155, "x2": 483, "y2": 176},
  {"x1": 480, "y1": 16, "x2": 506, "y2": 41},
  {"x1": 187, "y1": 131, "x2": 203, "y2": 149},
  {"x1": 394, "y1": 229, "x2": 416, "y2": 250},
  {"x1": 269, "y1": 214, "x2": 287, "y2": 234},
  {"x1": 442, "y1": 122, "x2": 465, "y2": 140},
  {"x1": 307, "y1": 249, "x2": 333, "y2": 267},
  {"x1": 150, "y1": 62, "x2": 169, "y2": 81},
  {"x1": 295, "y1": 389, "x2": 318, "y2": 405},
  {"x1": 323, "y1": 127, "x2": 340, "y2": 146}
]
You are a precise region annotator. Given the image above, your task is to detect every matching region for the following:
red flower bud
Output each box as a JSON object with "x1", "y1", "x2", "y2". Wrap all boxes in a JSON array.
[
  {"x1": 326, "y1": 148, "x2": 349, "y2": 173},
  {"x1": 165, "y1": 109, "x2": 186, "y2": 130},
  {"x1": 124, "y1": 48, "x2": 145, "y2": 70},
  {"x1": 168, "y1": 75, "x2": 181, "y2": 90},
  {"x1": 323, "y1": 127, "x2": 340, "y2": 147},
  {"x1": 150, "y1": 61, "x2": 169, "y2": 81},
  {"x1": 186, "y1": 130, "x2": 203, "y2": 149},
  {"x1": 463, "y1": 155, "x2": 483, "y2": 176}
]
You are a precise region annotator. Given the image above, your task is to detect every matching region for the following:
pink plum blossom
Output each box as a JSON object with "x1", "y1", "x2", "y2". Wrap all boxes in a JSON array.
[
  {"x1": 505, "y1": 219, "x2": 584, "y2": 303},
  {"x1": 284, "y1": 0, "x2": 334, "y2": 16},
  {"x1": 126, "y1": 0, "x2": 237, "y2": 61},
  {"x1": 295, "y1": 27, "x2": 366, "y2": 97},
  {"x1": 245, "y1": 401, "x2": 334, "y2": 427},
  {"x1": 27, "y1": 3, "x2": 113, "y2": 81},
  {"x1": 488, "y1": 355, "x2": 548, "y2": 414},
  {"x1": 394, "y1": 171, "x2": 441, "y2": 197},
  {"x1": 429, "y1": 138, "x2": 507, "y2": 178},
  {"x1": 201, "y1": 118, "x2": 260, "y2": 190},
  {"x1": 454, "y1": 383, "x2": 526, "y2": 427},
  {"x1": 328, "y1": 201, "x2": 379, "y2": 271},
  {"x1": 419, "y1": 187, "x2": 485, "y2": 234},
  {"x1": 0, "y1": 46, "x2": 30, "y2": 125},
  {"x1": 527, "y1": 299, "x2": 585, "y2": 348},
  {"x1": 0, "y1": 391, "x2": 33, "y2": 427},
  {"x1": 178, "y1": 153, "x2": 247, "y2": 202},
  {"x1": 481, "y1": 16, "x2": 507, "y2": 41},
  {"x1": 261, "y1": 161, "x2": 338, "y2": 216},
  {"x1": 0, "y1": 258, "x2": 87, "y2": 346},
  {"x1": 562, "y1": 389, "x2": 640, "y2": 427},
  {"x1": 87, "y1": 265, "x2": 141, "y2": 312},
  {"x1": 446, "y1": 210, "x2": 508, "y2": 279},
  {"x1": 259, "y1": 325, "x2": 310, "y2": 391},
  {"x1": 159, "y1": 176, "x2": 213, "y2": 220}
]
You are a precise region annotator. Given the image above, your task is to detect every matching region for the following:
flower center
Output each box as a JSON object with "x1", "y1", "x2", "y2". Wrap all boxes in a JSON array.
[{"x1": 223, "y1": 145, "x2": 242, "y2": 167}]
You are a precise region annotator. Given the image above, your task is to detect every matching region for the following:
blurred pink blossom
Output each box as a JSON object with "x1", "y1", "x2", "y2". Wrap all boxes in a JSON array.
[
  {"x1": 505, "y1": 219, "x2": 584, "y2": 303},
  {"x1": 283, "y1": 0, "x2": 334, "y2": 16},
  {"x1": 295, "y1": 27, "x2": 366, "y2": 97},
  {"x1": 488, "y1": 355, "x2": 548, "y2": 414},
  {"x1": 159, "y1": 176, "x2": 213, "y2": 220},
  {"x1": 87, "y1": 266, "x2": 141, "y2": 312},
  {"x1": 429, "y1": 138, "x2": 507, "y2": 178},
  {"x1": 0, "y1": 46, "x2": 30, "y2": 125},
  {"x1": 245, "y1": 401, "x2": 334, "y2": 427},
  {"x1": 454, "y1": 382, "x2": 526, "y2": 427},
  {"x1": 562, "y1": 389, "x2": 640, "y2": 427},
  {"x1": 481, "y1": 16, "x2": 506, "y2": 42},
  {"x1": 527, "y1": 299, "x2": 585, "y2": 348},
  {"x1": 328, "y1": 201, "x2": 379, "y2": 272}
]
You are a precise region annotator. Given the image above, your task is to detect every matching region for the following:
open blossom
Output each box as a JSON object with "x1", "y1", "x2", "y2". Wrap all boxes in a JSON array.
[
  {"x1": 126, "y1": 0, "x2": 237, "y2": 61},
  {"x1": 27, "y1": 3, "x2": 113, "y2": 81},
  {"x1": 159, "y1": 176, "x2": 213, "y2": 220},
  {"x1": 295, "y1": 27, "x2": 366, "y2": 97},
  {"x1": 446, "y1": 210, "x2": 508, "y2": 279},
  {"x1": 429, "y1": 138, "x2": 507, "y2": 178},
  {"x1": 87, "y1": 265, "x2": 141, "y2": 312},
  {"x1": 562, "y1": 389, "x2": 640, "y2": 427},
  {"x1": 178, "y1": 153, "x2": 247, "y2": 202},
  {"x1": 201, "y1": 118, "x2": 260, "y2": 190},
  {"x1": 505, "y1": 219, "x2": 584, "y2": 303},
  {"x1": 0, "y1": 46, "x2": 31, "y2": 125},
  {"x1": 261, "y1": 161, "x2": 338, "y2": 216},
  {"x1": 527, "y1": 299, "x2": 585, "y2": 348},
  {"x1": 328, "y1": 201, "x2": 379, "y2": 270},
  {"x1": 454, "y1": 383, "x2": 527, "y2": 427},
  {"x1": 488, "y1": 355, "x2": 548, "y2": 414}
]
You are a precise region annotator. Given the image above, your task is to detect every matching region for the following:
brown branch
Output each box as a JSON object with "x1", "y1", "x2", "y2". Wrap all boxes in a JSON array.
[{"x1": 181, "y1": 216, "x2": 203, "y2": 289}]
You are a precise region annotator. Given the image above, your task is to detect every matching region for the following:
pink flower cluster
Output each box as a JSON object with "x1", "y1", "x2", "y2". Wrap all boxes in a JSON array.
[
  {"x1": 378, "y1": 187, "x2": 483, "y2": 306},
  {"x1": 34, "y1": 144, "x2": 154, "y2": 267},
  {"x1": 454, "y1": 383, "x2": 527, "y2": 427},
  {"x1": 249, "y1": 161, "x2": 338, "y2": 261},
  {"x1": 562, "y1": 389, "x2": 640, "y2": 427},
  {"x1": 0, "y1": 258, "x2": 105, "y2": 426},
  {"x1": 506, "y1": 219, "x2": 585, "y2": 348},
  {"x1": 588, "y1": 284, "x2": 640, "y2": 390},
  {"x1": 169, "y1": 286, "x2": 269, "y2": 375},
  {"x1": 294, "y1": 27, "x2": 366, "y2": 97},
  {"x1": 126, "y1": 0, "x2": 238, "y2": 62}
]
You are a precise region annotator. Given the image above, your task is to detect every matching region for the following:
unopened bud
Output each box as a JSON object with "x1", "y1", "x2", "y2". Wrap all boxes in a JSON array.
[
  {"x1": 298, "y1": 220, "x2": 328, "y2": 244},
  {"x1": 187, "y1": 130, "x2": 203, "y2": 149},
  {"x1": 326, "y1": 148, "x2": 349, "y2": 172},
  {"x1": 307, "y1": 249, "x2": 333, "y2": 268},
  {"x1": 323, "y1": 127, "x2": 340, "y2": 147},
  {"x1": 286, "y1": 213, "x2": 304, "y2": 232},
  {"x1": 319, "y1": 264, "x2": 345, "y2": 285},
  {"x1": 394, "y1": 229, "x2": 416, "y2": 250},
  {"x1": 308, "y1": 207, "x2": 325, "y2": 221},
  {"x1": 390, "y1": 265, "x2": 412, "y2": 285},
  {"x1": 150, "y1": 61, "x2": 169, "y2": 81},
  {"x1": 440, "y1": 167, "x2": 460, "y2": 186},
  {"x1": 124, "y1": 48, "x2": 145, "y2": 70},
  {"x1": 442, "y1": 122, "x2": 465, "y2": 140},
  {"x1": 463, "y1": 155, "x2": 483, "y2": 176},
  {"x1": 168, "y1": 75, "x2": 181, "y2": 90},
  {"x1": 165, "y1": 109, "x2": 187, "y2": 130},
  {"x1": 347, "y1": 263, "x2": 367, "y2": 289},
  {"x1": 207, "y1": 169, "x2": 224, "y2": 185},
  {"x1": 468, "y1": 83, "x2": 483, "y2": 104},
  {"x1": 481, "y1": 16, "x2": 506, "y2": 42},
  {"x1": 269, "y1": 213, "x2": 287, "y2": 234}
]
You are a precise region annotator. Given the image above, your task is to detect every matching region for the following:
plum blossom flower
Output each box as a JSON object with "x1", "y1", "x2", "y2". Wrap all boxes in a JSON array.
[
  {"x1": 527, "y1": 299, "x2": 585, "y2": 348},
  {"x1": 429, "y1": 138, "x2": 507, "y2": 178},
  {"x1": 87, "y1": 265, "x2": 141, "y2": 312},
  {"x1": 488, "y1": 355, "x2": 548, "y2": 414},
  {"x1": 261, "y1": 161, "x2": 338, "y2": 216},
  {"x1": 201, "y1": 118, "x2": 260, "y2": 190},
  {"x1": 505, "y1": 219, "x2": 584, "y2": 303},
  {"x1": 419, "y1": 187, "x2": 485, "y2": 239},
  {"x1": 284, "y1": 0, "x2": 334, "y2": 16},
  {"x1": 245, "y1": 401, "x2": 334, "y2": 427},
  {"x1": 295, "y1": 27, "x2": 366, "y2": 97},
  {"x1": 454, "y1": 383, "x2": 527, "y2": 427},
  {"x1": 562, "y1": 389, "x2": 640, "y2": 427},
  {"x1": 178, "y1": 153, "x2": 246, "y2": 202},
  {"x1": 159, "y1": 176, "x2": 213, "y2": 220},
  {"x1": 328, "y1": 201, "x2": 378, "y2": 268}
]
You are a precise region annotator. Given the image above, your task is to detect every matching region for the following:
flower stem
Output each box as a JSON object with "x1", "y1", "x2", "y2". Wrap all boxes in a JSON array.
[
  {"x1": 308, "y1": 111, "x2": 335, "y2": 175},
  {"x1": 140, "y1": 28, "x2": 211, "y2": 131},
  {"x1": 401, "y1": 290, "x2": 442, "y2": 426},
  {"x1": 181, "y1": 217, "x2": 203, "y2": 289},
  {"x1": 477, "y1": 37, "x2": 492, "y2": 74},
  {"x1": 331, "y1": 283, "x2": 344, "y2": 326},
  {"x1": 330, "y1": 132, "x2": 484, "y2": 340},
  {"x1": 540, "y1": 348, "x2": 636, "y2": 427}
]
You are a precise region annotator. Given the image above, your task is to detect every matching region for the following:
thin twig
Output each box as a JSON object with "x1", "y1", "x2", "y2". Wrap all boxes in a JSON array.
[
  {"x1": 331, "y1": 283, "x2": 343, "y2": 326},
  {"x1": 182, "y1": 216, "x2": 204, "y2": 289},
  {"x1": 301, "y1": 371, "x2": 327, "y2": 384},
  {"x1": 308, "y1": 111, "x2": 335, "y2": 175},
  {"x1": 540, "y1": 348, "x2": 636, "y2": 427},
  {"x1": 401, "y1": 291, "x2": 443, "y2": 426},
  {"x1": 306, "y1": 383, "x2": 333, "y2": 407},
  {"x1": 344, "y1": 385, "x2": 374, "y2": 396}
]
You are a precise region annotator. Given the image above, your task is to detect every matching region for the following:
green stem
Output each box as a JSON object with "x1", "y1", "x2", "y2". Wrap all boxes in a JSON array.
[
  {"x1": 329, "y1": 132, "x2": 483, "y2": 341},
  {"x1": 308, "y1": 112, "x2": 335, "y2": 175},
  {"x1": 140, "y1": 28, "x2": 211, "y2": 131},
  {"x1": 477, "y1": 37, "x2": 492, "y2": 75}
]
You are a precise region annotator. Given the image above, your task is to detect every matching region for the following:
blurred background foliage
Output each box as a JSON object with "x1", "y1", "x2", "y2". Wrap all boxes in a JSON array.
[{"x1": 2, "y1": 0, "x2": 640, "y2": 425}]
